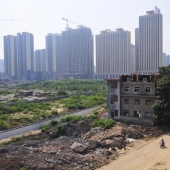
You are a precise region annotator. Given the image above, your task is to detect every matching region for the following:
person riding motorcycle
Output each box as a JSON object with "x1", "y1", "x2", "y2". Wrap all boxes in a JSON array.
[{"x1": 160, "y1": 138, "x2": 165, "y2": 147}]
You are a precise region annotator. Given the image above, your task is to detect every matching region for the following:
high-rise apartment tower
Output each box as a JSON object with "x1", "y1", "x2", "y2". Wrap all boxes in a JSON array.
[
  {"x1": 96, "y1": 28, "x2": 131, "y2": 79},
  {"x1": 61, "y1": 26, "x2": 94, "y2": 79},
  {"x1": 136, "y1": 7, "x2": 163, "y2": 74}
]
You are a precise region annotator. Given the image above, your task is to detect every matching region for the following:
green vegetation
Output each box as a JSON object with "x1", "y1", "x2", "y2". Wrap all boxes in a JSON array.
[
  {"x1": 152, "y1": 66, "x2": 170, "y2": 125},
  {"x1": 0, "y1": 120, "x2": 10, "y2": 130},
  {"x1": 15, "y1": 79, "x2": 107, "y2": 93},
  {"x1": 39, "y1": 122, "x2": 51, "y2": 132},
  {"x1": 39, "y1": 119, "x2": 64, "y2": 137},
  {"x1": 91, "y1": 118, "x2": 115, "y2": 129},
  {"x1": 55, "y1": 125, "x2": 64, "y2": 136},
  {"x1": 0, "y1": 90, "x2": 11, "y2": 96},
  {"x1": 0, "y1": 92, "x2": 106, "y2": 130},
  {"x1": 0, "y1": 141, "x2": 9, "y2": 147},
  {"x1": 60, "y1": 92, "x2": 106, "y2": 110},
  {"x1": 0, "y1": 79, "x2": 107, "y2": 130},
  {"x1": 61, "y1": 114, "x2": 85, "y2": 123}
]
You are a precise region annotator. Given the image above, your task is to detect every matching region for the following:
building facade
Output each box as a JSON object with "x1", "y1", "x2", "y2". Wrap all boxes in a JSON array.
[
  {"x1": 107, "y1": 74, "x2": 159, "y2": 125},
  {"x1": 131, "y1": 44, "x2": 135, "y2": 74},
  {"x1": 3, "y1": 35, "x2": 17, "y2": 79},
  {"x1": 35, "y1": 49, "x2": 46, "y2": 72},
  {"x1": 136, "y1": 7, "x2": 163, "y2": 74},
  {"x1": 61, "y1": 26, "x2": 94, "y2": 79},
  {"x1": 96, "y1": 28, "x2": 131, "y2": 79},
  {"x1": 4, "y1": 32, "x2": 34, "y2": 81},
  {"x1": 135, "y1": 28, "x2": 139, "y2": 73},
  {"x1": 45, "y1": 34, "x2": 62, "y2": 77},
  {"x1": 0, "y1": 59, "x2": 4, "y2": 73},
  {"x1": 17, "y1": 32, "x2": 34, "y2": 80},
  {"x1": 162, "y1": 53, "x2": 170, "y2": 66}
]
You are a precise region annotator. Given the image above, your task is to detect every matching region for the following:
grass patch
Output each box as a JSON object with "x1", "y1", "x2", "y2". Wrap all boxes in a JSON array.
[
  {"x1": 0, "y1": 141, "x2": 9, "y2": 147},
  {"x1": 60, "y1": 114, "x2": 84, "y2": 123},
  {"x1": 92, "y1": 118, "x2": 115, "y2": 129}
]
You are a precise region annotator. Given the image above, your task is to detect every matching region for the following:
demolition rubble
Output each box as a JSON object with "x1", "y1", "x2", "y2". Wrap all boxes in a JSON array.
[{"x1": 0, "y1": 120, "x2": 164, "y2": 170}]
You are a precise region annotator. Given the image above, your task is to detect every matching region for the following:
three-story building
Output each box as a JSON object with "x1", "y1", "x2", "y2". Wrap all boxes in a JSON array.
[{"x1": 107, "y1": 74, "x2": 159, "y2": 125}]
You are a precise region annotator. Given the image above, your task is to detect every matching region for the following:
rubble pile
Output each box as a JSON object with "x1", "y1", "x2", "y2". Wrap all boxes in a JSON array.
[{"x1": 0, "y1": 121, "x2": 165, "y2": 170}]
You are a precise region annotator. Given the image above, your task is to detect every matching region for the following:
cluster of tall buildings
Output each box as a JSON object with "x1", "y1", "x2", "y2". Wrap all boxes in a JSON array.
[
  {"x1": 96, "y1": 7, "x2": 163, "y2": 79},
  {"x1": 4, "y1": 26, "x2": 93, "y2": 81},
  {"x1": 3, "y1": 7, "x2": 169, "y2": 81}
]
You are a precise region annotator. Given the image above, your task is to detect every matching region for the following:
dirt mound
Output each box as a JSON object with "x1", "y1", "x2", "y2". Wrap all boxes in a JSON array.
[
  {"x1": 76, "y1": 120, "x2": 91, "y2": 134},
  {"x1": 0, "y1": 158, "x2": 24, "y2": 170},
  {"x1": 63, "y1": 122, "x2": 80, "y2": 137}
]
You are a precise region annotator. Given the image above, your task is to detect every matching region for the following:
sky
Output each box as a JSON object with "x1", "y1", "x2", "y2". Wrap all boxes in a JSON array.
[{"x1": 0, "y1": 0, "x2": 170, "y2": 61}]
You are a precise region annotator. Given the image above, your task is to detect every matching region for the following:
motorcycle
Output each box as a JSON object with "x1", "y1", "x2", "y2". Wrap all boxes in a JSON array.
[{"x1": 160, "y1": 140, "x2": 165, "y2": 148}]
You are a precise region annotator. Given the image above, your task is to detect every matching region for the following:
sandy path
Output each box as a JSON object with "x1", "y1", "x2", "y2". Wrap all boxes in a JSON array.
[{"x1": 98, "y1": 133, "x2": 170, "y2": 170}]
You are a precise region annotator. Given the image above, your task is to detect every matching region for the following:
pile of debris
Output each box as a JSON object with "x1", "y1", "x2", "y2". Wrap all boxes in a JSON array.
[{"x1": 0, "y1": 121, "x2": 165, "y2": 170}]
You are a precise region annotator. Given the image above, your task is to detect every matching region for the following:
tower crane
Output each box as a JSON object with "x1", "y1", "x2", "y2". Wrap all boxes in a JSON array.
[{"x1": 62, "y1": 18, "x2": 81, "y2": 29}]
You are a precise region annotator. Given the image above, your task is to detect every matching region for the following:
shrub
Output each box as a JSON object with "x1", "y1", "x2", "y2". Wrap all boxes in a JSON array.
[
  {"x1": 90, "y1": 114, "x2": 98, "y2": 119},
  {"x1": 51, "y1": 110, "x2": 58, "y2": 116},
  {"x1": 11, "y1": 136, "x2": 23, "y2": 142},
  {"x1": 39, "y1": 123, "x2": 51, "y2": 132},
  {"x1": 0, "y1": 120, "x2": 10, "y2": 130},
  {"x1": 0, "y1": 115, "x2": 8, "y2": 120},
  {"x1": 92, "y1": 118, "x2": 115, "y2": 129},
  {"x1": 92, "y1": 110, "x2": 98, "y2": 115},
  {"x1": 60, "y1": 114, "x2": 84, "y2": 123},
  {"x1": 51, "y1": 119, "x2": 58, "y2": 125},
  {"x1": 67, "y1": 104, "x2": 77, "y2": 110},
  {"x1": 55, "y1": 125, "x2": 64, "y2": 136},
  {"x1": 0, "y1": 90, "x2": 11, "y2": 96},
  {"x1": 0, "y1": 141, "x2": 9, "y2": 147}
]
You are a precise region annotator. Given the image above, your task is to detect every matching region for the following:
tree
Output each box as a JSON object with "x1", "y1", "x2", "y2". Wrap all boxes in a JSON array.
[{"x1": 152, "y1": 66, "x2": 170, "y2": 125}]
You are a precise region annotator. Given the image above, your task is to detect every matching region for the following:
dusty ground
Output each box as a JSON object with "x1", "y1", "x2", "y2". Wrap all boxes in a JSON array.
[{"x1": 98, "y1": 133, "x2": 170, "y2": 170}]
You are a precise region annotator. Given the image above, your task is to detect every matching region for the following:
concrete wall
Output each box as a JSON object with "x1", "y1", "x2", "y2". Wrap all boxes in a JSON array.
[
  {"x1": 116, "y1": 116, "x2": 154, "y2": 126},
  {"x1": 107, "y1": 81, "x2": 120, "y2": 119},
  {"x1": 121, "y1": 96, "x2": 155, "y2": 118},
  {"x1": 121, "y1": 82, "x2": 156, "y2": 96}
]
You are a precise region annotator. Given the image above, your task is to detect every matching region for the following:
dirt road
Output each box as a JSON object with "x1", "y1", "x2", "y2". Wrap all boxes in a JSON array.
[{"x1": 98, "y1": 133, "x2": 170, "y2": 170}]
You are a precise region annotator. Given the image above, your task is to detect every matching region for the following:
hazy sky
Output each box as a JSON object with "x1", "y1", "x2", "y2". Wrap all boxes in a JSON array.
[{"x1": 0, "y1": 0, "x2": 170, "y2": 60}]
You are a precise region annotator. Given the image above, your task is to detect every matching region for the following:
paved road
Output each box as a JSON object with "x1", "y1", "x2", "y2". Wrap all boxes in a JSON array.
[{"x1": 0, "y1": 106, "x2": 99, "y2": 140}]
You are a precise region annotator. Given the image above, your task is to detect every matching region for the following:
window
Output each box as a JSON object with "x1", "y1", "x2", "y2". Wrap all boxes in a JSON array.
[
  {"x1": 115, "y1": 110, "x2": 118, "y2": 116},
  {"x1": 134, "y1": 87, "x2": 140, "y2": 93},
  {"x1": 145, "y1": 112, "x2": 152, "y2": 118},
  {"x1": 111, "y1": 110, "x2": 114, "y2": 118},
  {"x1": 146, "y1": 87, "x2": 151, "y2": 93},
  {"x1": 124, "y1": 99, "x2": 129, "y2": 104},
  {"x1": 134, "y1": 111, "x2": 140, "y2": 118},
  {"x1": 146, "y1": 100, "x2": 151, "y2": 105},
  {"x1": 143, "y1": 78, "x2": 147, "y2": 82},
  {"x1": 110, "y1": 95, "x2": 118, "y2": 104},
  {"x1": 124, "y1": 87, "x2": 129, "y2": 92},
  {"x1": 127, "y1": 78, "x2": 131, "y2": 82},
  {"x1": 122, "y1": 110, "x2": 130, "y2": 116},
  {"x1": 134, "y1": 99, "x2": 140, "y2": 105},
  {"x1": 111, "y1": 82, "x2": 117, "y2": 88}
]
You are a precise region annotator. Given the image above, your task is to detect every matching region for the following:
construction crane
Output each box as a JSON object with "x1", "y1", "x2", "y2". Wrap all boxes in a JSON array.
[{"x1": 62, "y1": 18, "x2": 81, "y2": 29}]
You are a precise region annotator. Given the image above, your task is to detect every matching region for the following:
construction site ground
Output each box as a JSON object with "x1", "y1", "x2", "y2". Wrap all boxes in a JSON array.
[{"x1": 98, "y1": 132, "x2": 170, "y2": 170}]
